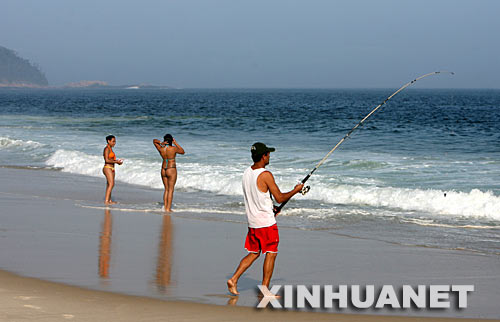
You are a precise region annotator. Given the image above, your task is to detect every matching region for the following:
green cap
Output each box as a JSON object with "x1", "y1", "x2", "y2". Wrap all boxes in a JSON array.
[{"x1": 251, "y1": 142, "x2": 275, "y2": 155}]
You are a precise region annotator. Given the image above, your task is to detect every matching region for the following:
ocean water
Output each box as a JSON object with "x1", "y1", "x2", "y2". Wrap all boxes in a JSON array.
[{"x1": 1, "y1": 88, "x2": 499, "y2": 255}]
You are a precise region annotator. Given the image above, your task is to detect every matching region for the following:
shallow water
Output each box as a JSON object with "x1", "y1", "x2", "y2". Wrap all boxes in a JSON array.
[{"x1": 1, "y1": 88, "x2": 499, "y2": 255}]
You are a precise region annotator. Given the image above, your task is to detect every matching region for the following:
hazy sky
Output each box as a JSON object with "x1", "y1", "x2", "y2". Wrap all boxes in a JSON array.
[{"x1": 2, "y1": 0, "x2": 499, "y2": 88}]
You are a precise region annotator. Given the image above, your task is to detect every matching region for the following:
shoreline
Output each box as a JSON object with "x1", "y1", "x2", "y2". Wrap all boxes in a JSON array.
[{"x1": 0, "y1": 167, "x2": 499, "y2": 319}]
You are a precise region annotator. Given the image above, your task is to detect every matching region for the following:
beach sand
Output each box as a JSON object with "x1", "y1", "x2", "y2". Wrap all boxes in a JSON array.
[
  {"x1": 2, "y1": 269, "x2": 498, "y2": 322},
  {"x1": 0, "y1": 166, "x2": 499, "y2": 321}
]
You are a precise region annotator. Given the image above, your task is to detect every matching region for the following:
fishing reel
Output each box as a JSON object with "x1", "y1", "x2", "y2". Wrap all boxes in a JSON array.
[{"x1": 301, "y1": 185, "x2": 311, "y2": 195}]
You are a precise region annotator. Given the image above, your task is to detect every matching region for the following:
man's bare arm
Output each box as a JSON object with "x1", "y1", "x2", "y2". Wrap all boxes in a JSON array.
[{"x1": 259, "y1": 171, "x2": 303, "y2": 204}]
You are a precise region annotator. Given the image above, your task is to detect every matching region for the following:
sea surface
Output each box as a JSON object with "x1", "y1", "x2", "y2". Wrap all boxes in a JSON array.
[{"x1": 1, "y1": 88, "x2": 499, "y2": 255}]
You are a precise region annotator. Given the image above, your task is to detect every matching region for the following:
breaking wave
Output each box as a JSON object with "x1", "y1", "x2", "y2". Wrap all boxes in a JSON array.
[
  {"x1": 0, "y1": 136, "x2": 45, "y2": 151},
  {"x1": 45, "y1": 149, "x2": 500, "y2": 220}
]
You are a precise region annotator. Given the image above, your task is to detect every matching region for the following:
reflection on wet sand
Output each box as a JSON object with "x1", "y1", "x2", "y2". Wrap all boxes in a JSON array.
[
  {"x1": 227, "y1": 296, "x2": 239, "y2": 306},
  {"x1": 155, "y1": 214, "x2": 173, "y2": 291},
  {"x1": 98, "y1": 209, "x2": 112, "y2": 279},
  {"x1": 97, "y1": 210, "x2": 173, "y2": 291}
]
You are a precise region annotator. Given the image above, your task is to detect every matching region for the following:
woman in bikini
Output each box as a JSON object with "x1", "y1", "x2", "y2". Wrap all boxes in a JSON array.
[
  {"x1": 103, "y1": 135, "x2": 123, "y2": 204},
  {"x1": 153, "y1": 134, "x2": 185, "y2": 212}
]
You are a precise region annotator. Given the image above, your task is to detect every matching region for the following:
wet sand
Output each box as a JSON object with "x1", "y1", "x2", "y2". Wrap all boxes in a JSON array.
[
  {"x1": 0, "y1": 167, "x2": 499, "y2": 320},
  {"x1": 5, "y1": 269, "x2": 497, "y2": 322}
]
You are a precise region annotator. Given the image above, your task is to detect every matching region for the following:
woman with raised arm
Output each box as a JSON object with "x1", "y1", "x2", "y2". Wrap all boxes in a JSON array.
[
  {"x1": 103, "y1": 135, "x2": 123, "y2": 204},
  {"x1": 153, "y1": 134, "x2": 185, "y2": 212}
]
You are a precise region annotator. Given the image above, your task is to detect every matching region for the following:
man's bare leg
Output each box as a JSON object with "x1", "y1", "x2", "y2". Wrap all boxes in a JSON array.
[
  {"x1": 227, "y1": 252, "x2": 260, "y2": 295},
  {"x1": 261, "y1": 252, "x2": 278, "y2": 296}
]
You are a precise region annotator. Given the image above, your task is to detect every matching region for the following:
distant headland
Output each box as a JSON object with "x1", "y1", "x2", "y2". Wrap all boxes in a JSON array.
[
  {"x1": 0, "y1": 45, "x2": 174, "y2": 89},
  {"x1": 0, "y1": 46, "x2": 48, "y2": 87}
]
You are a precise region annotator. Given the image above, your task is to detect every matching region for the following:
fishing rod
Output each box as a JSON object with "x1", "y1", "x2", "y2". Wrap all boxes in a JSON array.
[{"x1": 274, "y1": 71, "x2": 454, "y2": 214}]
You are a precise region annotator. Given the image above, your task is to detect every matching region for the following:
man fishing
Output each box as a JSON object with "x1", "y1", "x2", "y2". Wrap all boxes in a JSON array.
[
  {"x1": 227, "y1": 72, "x2": 452, "y2": 298},
  {"x1": 227, "y1": 142, "x2": 303, "y2": 297}
]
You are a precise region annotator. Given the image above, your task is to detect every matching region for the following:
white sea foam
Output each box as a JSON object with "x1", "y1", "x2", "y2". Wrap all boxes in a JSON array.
[
  {"x1": 305, "y1": 184, "x2": 500, "y2": 220},
  {"x1": 45, "y1": 149, "x2": 243, "y2": 194},
  {"x1": 45, "y1": 149, "x2": 500, "y2": 221},
  {"x1": 0, "y1": 137, "x2": 44, "y2": 150},
  {"x1": 399, "y1": 218, "x2": 500, "y2": 229},
  {"x1": 174, "y1": 207, "x2": 244, "y2": 215},
  {"x1": 77, "y1": 203, "x2": 164, "y2": 213},
  {"x1": 46, "y1": 150, "x2": 103, "y2": 176}
]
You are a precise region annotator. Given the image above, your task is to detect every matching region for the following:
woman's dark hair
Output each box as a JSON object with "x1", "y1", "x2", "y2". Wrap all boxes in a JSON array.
[
  {"x1": 164, "y1": 134, "x2": 173, "y2": 146},
  {"x1": 106, "y1": 135, "x2": 115, "y2": 142}
]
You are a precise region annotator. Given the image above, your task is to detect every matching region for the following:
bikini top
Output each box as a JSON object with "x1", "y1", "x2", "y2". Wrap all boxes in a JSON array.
[{"x1": 108, "y1": 149, "x2": 116, "y2": 160}]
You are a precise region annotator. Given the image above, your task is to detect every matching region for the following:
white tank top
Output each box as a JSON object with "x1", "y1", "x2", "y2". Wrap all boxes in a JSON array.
[{"x1": 242, "y1": 166, "x2": 276, "y2": 228}]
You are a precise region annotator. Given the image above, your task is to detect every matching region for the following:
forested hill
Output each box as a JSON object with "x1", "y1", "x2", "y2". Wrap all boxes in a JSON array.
[{"x1": 0, "y1": 46, "x2": 48, "y2": 86}]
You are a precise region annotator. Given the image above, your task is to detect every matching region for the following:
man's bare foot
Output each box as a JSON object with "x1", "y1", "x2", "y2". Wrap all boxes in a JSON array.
[
  {"x1": 164, "y1": 208, "x2": 173, "y2": 213},
  {"x1": 227, "y1": 279, "x2": 239, "y2": 295},
  {"x1": 105, "y1": 200, "x2": 117, "y2": 205}
]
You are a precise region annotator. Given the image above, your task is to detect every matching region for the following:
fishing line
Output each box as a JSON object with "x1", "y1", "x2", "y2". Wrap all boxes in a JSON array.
[{"x1": 275, "y1": 71, "x2": 454, "y2": 214}]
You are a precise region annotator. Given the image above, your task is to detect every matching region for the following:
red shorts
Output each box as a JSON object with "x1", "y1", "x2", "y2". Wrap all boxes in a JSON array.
[{"x1": 244, "y1": 224, "x2": 279, "y2": 254}]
